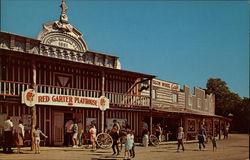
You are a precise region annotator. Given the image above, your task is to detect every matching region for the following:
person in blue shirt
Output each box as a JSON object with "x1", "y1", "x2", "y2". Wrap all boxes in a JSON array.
[{"x1": 198, "y1": 125, "x2": 206, "y2": 151}]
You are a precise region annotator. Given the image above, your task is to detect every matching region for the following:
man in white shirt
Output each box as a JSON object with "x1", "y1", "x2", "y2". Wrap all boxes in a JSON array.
[{"x1": 3, "y1": 116, "x2": 14, "y2": 153}]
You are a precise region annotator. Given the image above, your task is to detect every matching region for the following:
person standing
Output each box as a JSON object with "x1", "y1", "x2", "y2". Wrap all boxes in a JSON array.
[
  {"x1": 124, "y1": 130, "x2": 133, "y2": 159},
  {"x1": 198, "y1": 125, "x2": 206, "y2": 151},
  {"x1": 3, "y1": 116, "x2": 14, "y2": 153},
  {"x1": 89, "y1": 124, "x2": 97, "y2": 151},
  {"x1": 155, "y1": 123, "x2": 162, "y2": 142},
  {"x1": 177, "y1": 127, "x2": 185, "y2": 152},
  {"x1": 33, "y1": 126, "x2": 48, "y2": 154},
  {"x1": 72, "y1": 119, "x2": 78, "y2": 148},
  {"x1": 110, "y1": 126, "x2": 120, "y2": 155},
  {"x1": 65, "y1": 119, "x2": 73, "y2": 146},
  {"x1": 129, "y1": 130, "x2": 135, "y2": 158},
  {"x1": 13, "y1": 120, "x2": 25, "y2": 154},
  {"x1": 77, "y1": 120, "x2": 83, "y2": 147},
  {"x1": 224, "y1": 123, "x2": 230, "y2": 139}
]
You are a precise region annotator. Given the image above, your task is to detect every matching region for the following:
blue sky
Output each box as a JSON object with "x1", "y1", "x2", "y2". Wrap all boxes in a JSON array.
[{"x1": 1, "y1": 0, "x2": 249, "y2": 98}]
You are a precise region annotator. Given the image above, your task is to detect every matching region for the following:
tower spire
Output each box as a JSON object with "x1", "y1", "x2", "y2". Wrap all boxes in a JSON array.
[{"x1": 60, "y1": 0, "x2": 68, "y2": 24}]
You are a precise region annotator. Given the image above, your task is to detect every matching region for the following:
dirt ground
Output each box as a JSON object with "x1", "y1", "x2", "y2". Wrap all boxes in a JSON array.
[{"x1": 0, "y1": 134, "x2": 248, "y2": 160}]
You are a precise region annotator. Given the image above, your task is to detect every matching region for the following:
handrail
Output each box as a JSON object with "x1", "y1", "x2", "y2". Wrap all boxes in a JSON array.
[{"x1": 0, "y1": 80, "x2": 150, "y2": 107}]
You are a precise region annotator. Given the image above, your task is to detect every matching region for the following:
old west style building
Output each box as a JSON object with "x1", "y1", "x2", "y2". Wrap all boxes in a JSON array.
[{"x1": 0, "y1": 0, "x2": 229, "y2": 146}]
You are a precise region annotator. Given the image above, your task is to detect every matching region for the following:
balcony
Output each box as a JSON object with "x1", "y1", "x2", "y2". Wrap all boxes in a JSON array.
[{"x1": 0, "y1": 80, "x2": 150, "y2": 108}]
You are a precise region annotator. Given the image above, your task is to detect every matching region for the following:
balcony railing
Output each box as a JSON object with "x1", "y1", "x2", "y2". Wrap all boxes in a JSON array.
[{"x1": 0, "y1": 80, "x2": 150, "y2": 107}]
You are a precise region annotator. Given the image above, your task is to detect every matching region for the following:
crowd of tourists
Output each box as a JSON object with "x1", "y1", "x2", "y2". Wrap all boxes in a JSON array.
[
  {"x1": 2, "y1": 116, "x2": 227, "y2": 158},
  {"x1": 3, "y1": 116, "x2": 47, "y2": 154}
]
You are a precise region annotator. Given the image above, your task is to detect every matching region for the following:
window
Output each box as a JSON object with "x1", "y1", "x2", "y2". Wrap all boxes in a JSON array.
[
  {"x1": 188, "y1": 96, "x2": 192, "y2": 106},
  {"x1": 152, "y1": 89, "x2": 156, "y2": 99},
  {"x1": 197, "y1": 98, "x2": 201, "y2": 108},
  {"x1": 172, "y1": 93, "x2": 178, "y2": 103}
]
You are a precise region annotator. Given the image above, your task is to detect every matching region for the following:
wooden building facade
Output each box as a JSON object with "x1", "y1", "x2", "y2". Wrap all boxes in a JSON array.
[
  {"x1": 0, "y1": 0, "x2": 229, "y2": 146},
  {"x1": 142, "y1": 78, "x2": 230, "y2": 141}
]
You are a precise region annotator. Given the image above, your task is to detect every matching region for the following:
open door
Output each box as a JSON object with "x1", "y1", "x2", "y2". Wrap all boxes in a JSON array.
[{"x1": 53, "y1": 112, "x2": 64, "y2": 146}]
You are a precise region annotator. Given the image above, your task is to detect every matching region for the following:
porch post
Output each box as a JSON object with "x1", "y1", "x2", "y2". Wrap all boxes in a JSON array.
[
  {"x1": 101, "y1": 71, "x2": 105, "y2": 133},
  {"x1": 31, "y1": 60, "x2": 37, "y2": 151},
  {"x1": 149, "y1": 78, "x2": 153, "y2": 134}
]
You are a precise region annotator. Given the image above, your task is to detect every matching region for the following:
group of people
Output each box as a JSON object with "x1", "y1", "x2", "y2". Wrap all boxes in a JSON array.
[
  {"x1": 110, "y1": 120, "x2": 135, "y2": 159},
  {"x1": 3, "y1": 116, "x2": 47, "y2": 154},
  {"x1": 176, "y1": 124, "x2": 218, "y2": 152},
  {"x1": 64, "y1": 119, "x2": 96, "y2": 150}
]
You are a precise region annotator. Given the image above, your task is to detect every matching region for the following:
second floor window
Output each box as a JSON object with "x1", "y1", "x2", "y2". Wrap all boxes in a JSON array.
[
  {"x1": 152, "y1": 89, "x2": 156, "y2": 99},
  {"x1": 188, "y1": 96, "x2": 192, "y2": 106},
  {"x1": 197, "y1": 98, "x2": 202, "y2": 108},
  {"x1": 172, "y1": 93, "x2": 178, "y2": 103}
]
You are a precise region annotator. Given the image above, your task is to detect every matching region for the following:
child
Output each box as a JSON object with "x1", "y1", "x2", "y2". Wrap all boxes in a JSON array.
[
  {"x1": 177, "y1": 127, "x2": 185, "y2": 152},
  {"x1": 33, "y1": 126, "x2": 48, "y2": 154},
  {"x1": 124, "y1": 130, "x2": 133, "y2": 159},
  {"x1": 89, "y1": 124, "x2": 97, "y2": 151},
  {"x1": 211, "y1": 136, "x2": 217, "y2": 151}
]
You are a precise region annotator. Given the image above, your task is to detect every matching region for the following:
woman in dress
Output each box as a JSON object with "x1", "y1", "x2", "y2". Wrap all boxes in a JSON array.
[
  {"x1": 124, "y1": 130, "x2": 133, "y2": 159},
  {"x1": 13, "y1": 120, "x2": 24, "y2": 154},
  {"x1": 89, "y1": 124, "x2": 97, "y2": 151}
]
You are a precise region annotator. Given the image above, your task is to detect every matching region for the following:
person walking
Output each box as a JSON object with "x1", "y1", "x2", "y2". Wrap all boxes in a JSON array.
[
  {"x1": 13, "y1": 120, "x2": 25, "y2": 154},
  {"x1": 89, "y1": 124, "x2": 97, "y2": 151},
  {"x1": 211, "y1": 136, "x2": 217, "y2": 151},
  {"x1": 33, "y1": 126, "x2": 48, "y2": 154},
  {"x1": 3, "y1": 116, "x2": 14, "y2": 153},
  {"x1": 124, "y1": 130, "x2": 133, "y2": 159},
  {"x1": 198, "y1": 125, "x2": 206, "y2": 151},
  {"x1": 177, "y1": 127, "x2": 185, "y2": 152},
  {"x1": 110, "y1": 126, "x2": 120, "y2": 155}
]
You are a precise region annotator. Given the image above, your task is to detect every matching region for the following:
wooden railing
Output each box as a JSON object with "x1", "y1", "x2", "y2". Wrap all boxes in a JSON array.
[
  {"x1": 0, "y1": 80, "x2": 30, "y2": 98},
  {"x1": 105, "y1": 91, "x2": 150, "y2": 107},
  {"x1": 0, "y1": 80, "x2": 150, "y2": 107}
]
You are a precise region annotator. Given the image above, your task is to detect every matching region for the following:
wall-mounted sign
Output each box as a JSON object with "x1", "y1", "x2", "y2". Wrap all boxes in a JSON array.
[
  {"x1": 98, "y1": 96, "x2": 109, "y2": 111},
  {"x1": 152, "y1": 79, "x2": 180, "y2": 91},
  {"x1": 22, "y1": 89, "x2": 109, "y2": 109},
  {"x1": 22, "y1": 89, "x2": 37, "y2": 107}
]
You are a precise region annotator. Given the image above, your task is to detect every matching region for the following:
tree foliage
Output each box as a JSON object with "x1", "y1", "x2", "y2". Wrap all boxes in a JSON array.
[{"x1": 206, "y1": 78, "x2": 249, "y2": 133}]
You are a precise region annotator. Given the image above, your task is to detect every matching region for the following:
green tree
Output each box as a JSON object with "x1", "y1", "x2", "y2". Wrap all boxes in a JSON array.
[
  {"x1": 206, "y1": 78, "x2": 241, "y2": 116},
  {"x1": 206, "y1": 78, "x2": 249, "y2": 133}
]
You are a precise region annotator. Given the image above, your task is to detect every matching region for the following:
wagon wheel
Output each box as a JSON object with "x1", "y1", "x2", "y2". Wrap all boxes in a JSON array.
[
  {"x1": 96, "y1": 133, "x2": 113, "y2": 149},
  {"x1": 149, "y1": 134, "x2": 160, "y2": 146}
]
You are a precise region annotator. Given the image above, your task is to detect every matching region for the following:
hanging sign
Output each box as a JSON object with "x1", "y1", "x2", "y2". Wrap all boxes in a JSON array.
[
  {"x1": 98, "y1": 96, "x2": 109, "y2": 111},
  {"x1": 22, "y1": 89, "x2": 37, "y2": 107},
  {"x1": 22, "y1": 89, "x2": 109, "y2": 109}
]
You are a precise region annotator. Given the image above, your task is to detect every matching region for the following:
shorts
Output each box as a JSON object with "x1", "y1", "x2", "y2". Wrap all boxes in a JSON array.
[
  {"x1": 73, "y1": 133, "x2": 78, "y2": 139},
  {"x1": 34, "y1": 137, "x2": 40, "y2": 144}
]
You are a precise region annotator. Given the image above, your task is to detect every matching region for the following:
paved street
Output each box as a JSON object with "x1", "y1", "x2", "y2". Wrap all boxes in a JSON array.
[{"x1": 0, "y1": 134, "x2": 248, "y2": 160}]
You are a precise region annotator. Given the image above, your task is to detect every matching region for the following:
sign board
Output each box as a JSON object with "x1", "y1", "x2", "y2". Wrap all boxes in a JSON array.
[
  {"x1": 98, "y1": 96, "x2": 109, "y2": 111},
  {"x1": 106, "y1": 118, "x2": 127, "y2": 130},
  {"x1": 22, "y1": 114, "x2": 32, "y2": 130},
  {"x1": 22, "y1": 89, "x2": 37, "y2": 107},
  {"x1": 152, "y1": 79, "x2": 180, "y2": 91},
  {"x1": 86, "y1": 118, "x2": 97, "y2": 132},
  {"x1": 22, "y1": 89, "x2": 109, "y2": 110}
]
